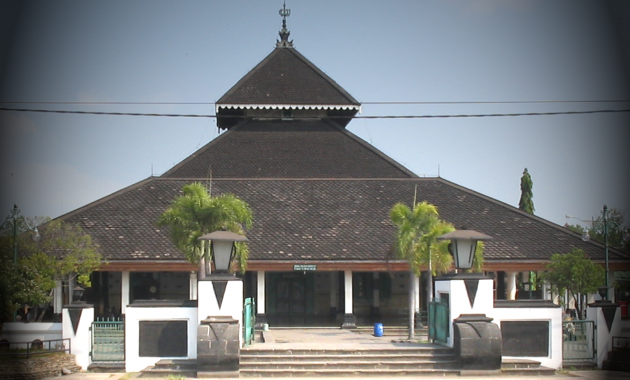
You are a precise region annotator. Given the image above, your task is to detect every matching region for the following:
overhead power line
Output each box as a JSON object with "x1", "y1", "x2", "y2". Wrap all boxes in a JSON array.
[
  {"x1": 1, "y1": 99, "x2": 629, "y2": 106},
  {"x1": 1, "y1": 107, "x2": 629, "y2": 119}
]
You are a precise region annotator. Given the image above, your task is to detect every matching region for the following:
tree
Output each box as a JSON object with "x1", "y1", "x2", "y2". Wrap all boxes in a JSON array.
[
  {"x1": 0, "y1": 218, "x2": 103, "y2": 322},
  {"x1": 157, "y1": 182, "x2": 253, "y2": 274},
  {"x1": 518, "y1": 168, "x2": 535, "y2": 214},
  {"x1": 390, "y1": 200, "x2": 439, "y2": 339},
  {"x1": 564, "y1": 207, "x2": 630, "y2": 252},
  {"x1": 541, "y1": 248, "x2": 605, "y2": 319}
]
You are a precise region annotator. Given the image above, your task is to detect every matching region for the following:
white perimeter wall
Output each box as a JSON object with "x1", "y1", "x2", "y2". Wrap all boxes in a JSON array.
[
  {"x1": 125, "y1": 306, "x2": 198, "y2": 373},
  {"x1": 490, "y1": 306, "x2": 563, "y2": 370},
  {"x1": 1, "y1": 322, "x2": 62, "y2": 347}
]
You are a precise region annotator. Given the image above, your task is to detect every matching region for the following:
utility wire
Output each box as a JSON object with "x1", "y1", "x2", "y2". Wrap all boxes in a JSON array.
[
  {"x1": 1, "y1": 107, "x2": 629, "y2": 119},
  {"x1": 1, "y1": 100, "x2": 629, "y2": 106}
]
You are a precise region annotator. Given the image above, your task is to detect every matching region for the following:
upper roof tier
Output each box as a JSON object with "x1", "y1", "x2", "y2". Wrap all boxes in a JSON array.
[{"x1": 215, "y1": 42, "x2": 361, "y2": 129}]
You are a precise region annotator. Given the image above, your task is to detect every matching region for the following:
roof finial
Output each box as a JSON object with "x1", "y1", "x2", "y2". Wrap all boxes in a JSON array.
[{"x1": 277, "y1": 1, "x2": 293, "y2": 48}]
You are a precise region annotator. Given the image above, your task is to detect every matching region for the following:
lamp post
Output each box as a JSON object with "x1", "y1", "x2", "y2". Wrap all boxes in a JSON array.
[
  {"x1": 565, "y1": 205, "x2": 620, "y2": 300},
  {"x1": 196, "y1": 230, "x2": 248, "y2": 377}
]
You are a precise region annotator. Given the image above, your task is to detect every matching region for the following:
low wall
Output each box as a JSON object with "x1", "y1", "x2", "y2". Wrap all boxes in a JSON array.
[
  {"x1": 0, "y1": 353, "x2": 80, "y2": 380},
  {"x1": 125, "y1": 300, "x2": 198, "y2": 373},
  {"x1": 492, "y1": 300, "x2": 563, "y2": 370},
  {"x1": 0, "y1": 323, "x2": 62, "y2": 349}
]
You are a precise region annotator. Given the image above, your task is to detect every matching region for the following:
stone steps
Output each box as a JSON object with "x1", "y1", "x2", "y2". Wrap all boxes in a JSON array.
[
  {"x1": 139, "y1": 359, "x2": 197, "y2": 378},
  {"x1": 240, "y1": 346, "x2": 459, "y2": 377},
  {"x1": 138, "y1": 347, "x2": 557, "y2": 377}
]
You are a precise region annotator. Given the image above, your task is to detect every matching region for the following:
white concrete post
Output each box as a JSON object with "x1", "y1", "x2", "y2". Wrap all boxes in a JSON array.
[
  {"x1": 342, "y1": 270, "x2": 356, "y2": 328},
  {"x1": 198, "y1": 278, "x2": 244, "y2": 347},
  {"x1": 257, "y1": 271, "x2": 266, "y2": 315},
  {"x1": 344, "y1": 270, "x2": 353, "y2": 314},
  {"x1": 506, "y1": 271, "x2": 517, "y2": 300},
  {"x1": 189, "y1": 272, "x2": 198, "y2": 300},
  {"x1": 413, "y1": 274, "x2": 420, "y2": 313},
  {"x1": 62, "y1": 305, "x2": 94, "y2": 370},
  {"x1": 53, "y1": 280, "x2": 63, "y2": 314},
  {"x1": 587, "y1": 302, "x2": 622, "y2": 368},
  {"x1": 121, "y1": 271, "x2": 130, "y2": 315}
]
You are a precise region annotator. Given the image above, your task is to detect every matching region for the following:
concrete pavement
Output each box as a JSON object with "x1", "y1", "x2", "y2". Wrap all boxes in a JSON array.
[{"x1": 43, "y1": 370, "x2": 629, "y2": 380}]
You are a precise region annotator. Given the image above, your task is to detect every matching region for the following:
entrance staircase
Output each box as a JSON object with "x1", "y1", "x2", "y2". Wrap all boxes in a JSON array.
[
  {"x1": 139, "y1": 327, "x2": 557, "y2": 377},
  {"x1": 240, "y1": 345, "x2": 459, "y2": 377}
]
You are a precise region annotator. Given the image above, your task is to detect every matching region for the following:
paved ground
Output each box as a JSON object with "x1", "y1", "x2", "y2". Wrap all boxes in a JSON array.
[
  {"x1": 42, "y1": 328, "x2": 628, "y2": 380},
  {"x1": 42, "y1": 370, "x2": 630, "y2": 380}
]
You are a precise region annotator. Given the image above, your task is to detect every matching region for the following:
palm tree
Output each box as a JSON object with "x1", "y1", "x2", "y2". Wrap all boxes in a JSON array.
[
  {"x1": 157, "y1": 182, "x2": 253, "y2": 275},
  {"x1": 390, "y1": 200, "x2": 439, "y2": 339},
  {"x1": 417, "y1": 220, "x2": 455, "y2": 304}
]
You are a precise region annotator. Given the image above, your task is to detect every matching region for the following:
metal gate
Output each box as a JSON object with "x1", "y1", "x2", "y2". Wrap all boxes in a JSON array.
[
  {"x1": 91, "y1": 318, "x2": 125, "y2": 362},
  {"x1": 243, "y1": 298, "x2": 255, "y2": 346},
  {"x1": 563, "y1": 320, "x2": 595, "y2": 361},
  {"x1": 428, "y1": 300, "x2": 449, "y2": 344}
]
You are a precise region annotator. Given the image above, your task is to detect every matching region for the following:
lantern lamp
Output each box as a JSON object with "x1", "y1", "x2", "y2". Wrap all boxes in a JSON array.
[
  {"x1": 437, "y1": 229, "x2": 493, "y2": 270},
  {"x1": 198, "y1": 230, "x2": 248, "y2": 274}
]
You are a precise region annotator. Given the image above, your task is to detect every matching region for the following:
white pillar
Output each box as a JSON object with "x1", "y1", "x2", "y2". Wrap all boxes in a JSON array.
[
  {"x1": 413, "y1": 274, "x2": 420, "y2": 313},
  {"x1": 53, "y1": 280, "x2": 63, "y2": 314},
  {"x1": 506, "y1": 271, "x2": 517, "y2": 300},
  {"x1": 344, "y1": 270, "x2": 353, "y2": 314},
  {"x1": 257, "y1": 271, "x2": 266, "y2": 315},
  {"x1": 189, "y1": 271, "x2": 198, "y2": 300},
  {"x1": 121, "y1": 271, "x2": 130, "y2": 315},
  {"x1": 342, "y1": 270, "x2": 356, "y2": 329}
]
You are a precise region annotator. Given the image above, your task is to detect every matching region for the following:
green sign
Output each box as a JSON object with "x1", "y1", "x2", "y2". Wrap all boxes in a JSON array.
[{"x1": 294, "y1": 264, "x2": 316, "y2": 271}]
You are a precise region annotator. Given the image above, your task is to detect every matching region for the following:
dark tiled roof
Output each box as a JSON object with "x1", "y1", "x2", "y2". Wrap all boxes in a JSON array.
[
  {"x1": 60, "y1": 177, "x2": 630, "y2": 265},
  {"x1": 162, "y1": 120, "x2": 415, "y2": 179},
  {"x1": 216, "y1": 47, "x2": 360, "y2": 108}
]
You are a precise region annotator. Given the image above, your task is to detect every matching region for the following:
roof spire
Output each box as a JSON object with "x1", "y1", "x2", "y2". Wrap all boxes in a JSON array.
[{"x1": 276, "y1": 1, "x2": 293, "y2": 48}]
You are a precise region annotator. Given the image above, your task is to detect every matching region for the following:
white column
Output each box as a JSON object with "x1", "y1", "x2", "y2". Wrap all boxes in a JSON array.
[
  {"x1": 506, "y1": 271, "x2": 517, "y2": 300},
  {"x1": 189, "y1": 271, "x2": 198, "y2": 300},
  {"x1": 373, "y1": 272, "x2": 380, "y2": 308},
  {"x1": 413, "y1": 274, "x2": 420, "y2": 313},
  {"x1": 257, "y1": 271, "x2": 266, "y2": 315},
  {"x1": 68, "y1": 276, "x2": 76, "y2": 304},
  {"x1": 53, "y1": 280, "x2": 63, "y2": 313},
  {"x1": 344, "y1": 270, "x2": 353, "y2": 314},
  {"x1": 121, "y1": 271, "x2": 130, "y2": 315}
]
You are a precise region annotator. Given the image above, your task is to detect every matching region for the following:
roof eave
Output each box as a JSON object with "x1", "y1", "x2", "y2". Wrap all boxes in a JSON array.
[{"x1": 216, "y1": 104, "x2": 361, "y2": 113}]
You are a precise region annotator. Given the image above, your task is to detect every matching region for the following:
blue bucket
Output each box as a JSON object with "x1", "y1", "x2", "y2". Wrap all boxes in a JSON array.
[{"x1": 374, "y1": 323, "x2": 383, "y2": 337}]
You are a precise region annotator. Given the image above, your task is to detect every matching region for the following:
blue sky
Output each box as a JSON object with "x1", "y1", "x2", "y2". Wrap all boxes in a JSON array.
[{"x1": 1, "y1": 0, "x2": 629, "y2": 230}]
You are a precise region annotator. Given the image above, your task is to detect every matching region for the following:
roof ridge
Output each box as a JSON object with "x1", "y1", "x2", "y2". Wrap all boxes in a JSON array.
[{"x1": 216, "y1": 47, "x2": 360, "y2": 110}]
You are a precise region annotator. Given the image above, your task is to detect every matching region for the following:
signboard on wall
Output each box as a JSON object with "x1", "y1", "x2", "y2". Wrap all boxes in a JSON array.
[{"x1": 294, "y1": 264, "x2": 316, "y2": 271}]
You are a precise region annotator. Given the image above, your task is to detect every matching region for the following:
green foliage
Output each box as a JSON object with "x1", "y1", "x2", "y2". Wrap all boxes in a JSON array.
[
  {"x1": 390, "y1": 201, "x2": 439, "y2": 274},
  {"x1": 157, "y1": 182, "x2": 253, "y2": 272},
  {"x1": 0, "y1": 219, "x2": 103, "y2": 321},
  {"x1": 390, "y1": 201, "x2": 485, "y2": 275},
  {"x1": 541, "y1": 248, "x2": 605, "y2": 319},
  {"x1": 518, "y1": 168, "x2": 535, "y2": 214},
  {"x1": 565, "y1": 207, "x2": 629, "y2": 252}
]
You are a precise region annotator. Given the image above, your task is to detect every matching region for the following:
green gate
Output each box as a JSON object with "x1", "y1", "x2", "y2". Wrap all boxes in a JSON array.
[
  {"x1": 563, "y1": 320, "x2": 595, "y2": 361},
  {"x1": 91, "y1": 318, "x2": 125, "y2": 362},
  {"x1": 243, "y1": 298, "x2": 255, "y2": 346},
  {"x1": 428, "y1": 300, "x2": 449, "y2": 344}
]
